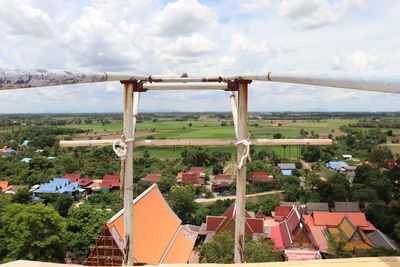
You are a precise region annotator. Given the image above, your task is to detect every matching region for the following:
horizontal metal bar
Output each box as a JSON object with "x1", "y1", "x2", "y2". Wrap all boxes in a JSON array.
[
  {"x1": 238, "y1": 71, "x2": 400, "y2": 94},
  {"x1": 143, "y1": 83, "x2": 227, "y2": 90},
  {"x1": 60, "y1": 138, "x2": 332, "y2": 147}
]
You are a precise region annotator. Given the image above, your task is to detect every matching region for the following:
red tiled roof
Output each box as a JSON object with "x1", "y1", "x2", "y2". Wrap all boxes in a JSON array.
[
  {"x1": 78, "y1": 177, "x2": 92, "y2": 187},
  {"x1": 62, "y1": 173, "x2": 81, "y2": 182},
  {"x1": 144, "y1": 174, "x2": 162, "y2": 183},
  {"x1": 102, "y1": 175, "x2": 120, "y2": 188},
  {"x1": 248, "y1": 172, "x2": 274, "y2": 182},
  {"x1": 214, "y1": 174, "x2": 234, "y2": 181},
  {"x1": 206, "y1": 217, "x2": 225, "y2": 231},
  {"x1": 311, "y1": 212, "x2": 376, "y2": 230},
  {"x1": 274, "y1": 206, "x2": 293, "y2": 221},
  {"x1": 189, "y1": 167, "x2": 205, "y2": 175},
  {"x1": 182, "y1": 173, "x2": 204, "y2": 186}
]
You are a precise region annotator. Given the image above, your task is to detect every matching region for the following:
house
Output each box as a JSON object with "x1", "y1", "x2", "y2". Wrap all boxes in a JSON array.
[
  {"x1": 144, "y1": 173, "x2": 162, "y2": 183},
  {"x1": 21, "y1": 140, "x2": 29, "y2": 146},
  {"x1": 84, "y1": 184, "x2": 198, "y2": 265},
  {"x1": 326, "y1": 161, "x2": 349, "y2": 171},
  {"x1": 101, "y1": 175, "x2": 120, "y2": 192},
  {"x1": 324, "y1": 216, "x2": 374, "y2": 253},
  {"x1": 247, "y1": 172, "x2": 274, "y2": 182},
  {"x1": 34, "y1": 178, "x2": 80, "y2": 195},
  {"x1": 273, "y1": 206, "x2": 293, "y2": 221},
  {"x1": 189, "y1": 167, "x2": 205, "y2": 177},
  {"x1": 211, "y1": 174, "x2": 234, "y2": 192},
  {"x1": 306, "y1": 202, "x2": 329, "y2": 215},
  {"x1": 20, "y1": 157, "x2": 32, "y2": 163},
  {"x1": 303, "y1": 212, "x2": 376, "y2": 232},
  {"x1": 278, "y1": 163, "x2": 296, "y2": 176},
  {"x1": 334, "y1": 202, "x2": 360, "y2": 213},
  {"x1": 62, "y1": 173, "x2": 81, "y2": 182},
  {"x1": 78, "y1": 177, "x2": 93, "y2": 188},
  {"x1": 199, "y1": 202, "x2": 265, "y2": 243},
  {"x1": 0, "y1": 181, "x2": 13, "y2": 193},
  {"x1": 278, "y1": 208, "x2": 321, "y2": 261},
  {"x1": 181, "y1": 173, "x2": 205, "y2": 186},
  {"x1": 343, "y1": 154, "x2": 353, "y2": 160},
  {"x1": 86, "y1": 180, "x2": 102, "y2": 193},
  {"x1": 281, "y1": 201, "x2": 301, "y2": 207}
]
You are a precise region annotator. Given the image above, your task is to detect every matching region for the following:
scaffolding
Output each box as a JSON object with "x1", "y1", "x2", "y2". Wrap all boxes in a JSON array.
[{"x1": 1, "y1": 68, "x2": 399, "y2": 265}]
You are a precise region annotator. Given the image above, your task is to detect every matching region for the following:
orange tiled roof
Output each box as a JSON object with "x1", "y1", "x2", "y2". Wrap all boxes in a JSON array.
[
  {"x1": 106, "y1": 184, "x2": 197, "y2": 264},
  {"x1": 311, "y1": 212, "x2": 376, "y2": 230},
  {"x1": 0, "y1": 181, "x2": 13, "y2": 192}
]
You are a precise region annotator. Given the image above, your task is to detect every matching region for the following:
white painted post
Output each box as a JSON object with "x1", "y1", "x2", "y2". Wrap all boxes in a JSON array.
[
  {"x1": 123, "y1": 82, "x2": 135, "y2": 266},
  {"x1": 234, "y1": 82, "x2": 248, "y2": 263},
  {"x1": 230, "y1": 91, "x2": 238, "y2": 139}
]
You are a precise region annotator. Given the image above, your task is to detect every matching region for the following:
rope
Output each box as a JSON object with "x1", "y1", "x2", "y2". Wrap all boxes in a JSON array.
[
  {"x1": 113, "y1": 136, "x2": 134, "y2": 160},
  {"x1": 236, "y1": 139, "x2": 251, "y2": 169}
]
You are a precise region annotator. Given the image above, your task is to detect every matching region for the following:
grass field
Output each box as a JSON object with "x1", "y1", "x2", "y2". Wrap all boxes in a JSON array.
[
  {"x1": 60, "y1": 119, "x2": 352, "y2": 140},
  {"x1": 134, "y1": 145, "x2": 303, "y2": 159}
]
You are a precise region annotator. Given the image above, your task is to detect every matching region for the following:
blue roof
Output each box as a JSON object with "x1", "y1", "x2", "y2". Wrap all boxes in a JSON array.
[
  {"x1": 21, "y1": 157, "x2": 32, "y2": 163},
  {"x1": 326, "y1": 161, "x2": 349, "y2": 169},
  {"x1": 2, "y1": 149, "x2": 18, "y2": 153},
  {"x1": 47, "y1": 156, "x2": 56, "y2": 159},
  {"x1": 34, "y1": 178, "x2": 79, "y2": 194},
  {"x1": 282, "y1": 169, "x2": 293, "y2": 176},
  {"x1": 21, "y1": 140, "x2": 29, "y2": 146}
]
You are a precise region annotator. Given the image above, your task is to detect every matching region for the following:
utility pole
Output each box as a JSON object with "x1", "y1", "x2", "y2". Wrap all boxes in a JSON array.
[
  {"x1": 122, "y1": 82, "x2": 135, "y2": 266},
  {"x1": 234, "y1": 81, "x2": 249, "y2": 263}
]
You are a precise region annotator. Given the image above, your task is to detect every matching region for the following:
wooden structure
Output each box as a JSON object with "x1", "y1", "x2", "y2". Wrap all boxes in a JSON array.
[{"x1": 2, "y1": 68, "x2": 399, "y2": 264}]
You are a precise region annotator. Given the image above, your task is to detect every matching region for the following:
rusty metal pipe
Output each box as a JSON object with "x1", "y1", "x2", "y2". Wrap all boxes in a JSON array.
[
  {"x1": 143, "y1": 83, "x2": 227, "y2": 90},
  {"x1": 240, "y1": 71, "x2": 400, "y2": 94}
]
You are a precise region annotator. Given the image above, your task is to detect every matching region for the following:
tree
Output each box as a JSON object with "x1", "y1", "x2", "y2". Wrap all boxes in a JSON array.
[
  {"x1": 364, "y1": 246, "x2": 400, "y2": 257},
  {"x1": 52, "y1": 194, "x2": 74, "y2": 217},
  {"x1": 273, "y1": 133, "x2": 283, "y2": 139},
  {"x1": 157, "y1": 176, "x2": 177, "y2": 194},
  {"x1": 245, "y1": 238, "x2": 286, "y2": 262},
  {"x1": 0, "y1": 203, "x2": 67, "y2": 263},
  {"x1": 181, "y1": 146, "x2": 211, "y2": 166},
  {"x1": 197, "y1": 231, "x2": 234, "y2": 263},
  {"x1": 66, "y1": 205, "x2": 114, "y2": 263},
  {"x1": 166, "y1": 184, "x2": 198, "y2": 224},
  {"x1": 326, "y1": 232, "x2": 352, "y2": 259},
  {"x1": 367, "y1": 146, "x2": 393, "y2": 165},
  {"x1": 11, "y1": 188, "x2": 32, "y2": 204}
]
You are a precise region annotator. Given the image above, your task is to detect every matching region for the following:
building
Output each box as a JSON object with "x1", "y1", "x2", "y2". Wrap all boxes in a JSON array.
[
  {"x1": 367, "y1": 230, "x2": 399, "y2": 250},
  {"x1": 62, "y1": 173, "x2": 81, "y2": 182},
  {"x1": 334, "y1": 202, "x2": 361, "y2": 213},
  {"x1": 144, "y1": 173, "x2": 162, "y2": 183},
  {"x1": 199, "y1": 202, "x2": 265, "y2": 243},
  {"x1": 273, "y1": 206, "x2": 293, "y2": 221},
  {"x1": 34, "y1": 178, "x2": 80, "y2": 195},
  {"x1": 326, "y1": 161, "x2": 349, "y2": 171},
  {"x1": 306, "y1": 202, "x2": 329, "y2": 215},
  {"x1": 0, "y1": 181, "x2": 13, "y2": 193},
  {"x1": 181, "y1": 173, "x2": 205, "y2": 186},
  {"x1": 247, "y1": 172, "x2": 274, "y2": 182},
  {"x1": 20, "y1": 157, "x2": 32, "y2": 163},
  {"x1": 101, "y1": 175, "x2": 120, "y2": 192},
  {"x1": 324, "y1": 216, "x2": 374, "y2": 253},
  {"x1": 211, "y1": 174, "x2": 234, "y2": 192},
  {"x1": 278, "y1": 163, "x2": 296, "y2": 176},
  {"x1": 84, "y1": 184, "x2": 198, "y2": 265},
  {"x1": 343, "y1": 154, "x2": 353, "y2": 160},
  {"x1": 189, "y1": 167, "x2": 205, "y2": 177}
]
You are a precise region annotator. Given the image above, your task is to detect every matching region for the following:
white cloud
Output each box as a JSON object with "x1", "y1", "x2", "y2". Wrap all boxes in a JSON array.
[
  {"x1": 240, "y1": 0, "x2": 271, "y2": 12},
  {"x1": 278, "y1": 0, "x2": 364, "y2": 30},
  {"x1": 332, "y1": 50, "x2": 380, "y2": 70},
  {"x1": 0, "y1": 0, "x2": 55, "y2": 38},
  {"x1": 161, "y1": 34, "x2": 218, "y2": 57},
  {"x1": 155, "y1": 0, "x2": 217, "y2": 37}
]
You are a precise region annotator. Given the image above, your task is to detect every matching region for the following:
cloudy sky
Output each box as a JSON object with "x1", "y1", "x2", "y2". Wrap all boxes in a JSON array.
[{"x1": 0, "y1": 0, "x2": 400, "y2": 113}]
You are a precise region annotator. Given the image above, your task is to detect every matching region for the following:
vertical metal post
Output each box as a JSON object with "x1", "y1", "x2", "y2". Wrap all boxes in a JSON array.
[
  {"x1": 234, "y1": 82, "x2": 248, "y2": 263},
  {"x1": 229, "y1": 91, "x2": 238, "y2": 139},
  {"x1": 123, "y1": 82, "x2": 134, "y2": 266}
]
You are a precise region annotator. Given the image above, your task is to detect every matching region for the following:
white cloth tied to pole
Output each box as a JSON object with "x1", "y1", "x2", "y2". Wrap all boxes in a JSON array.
[
  {"x1": 236, "y1": 139, "x2": 252, "y2": 169},
  {"x1": 113, "y1": 137, "x2": 134, "y2": 160}
]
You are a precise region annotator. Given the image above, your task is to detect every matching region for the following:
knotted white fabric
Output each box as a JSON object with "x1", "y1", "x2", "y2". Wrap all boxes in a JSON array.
[
  {"x1": 113, "y1": 137, "x2": 134, "y2": 160},
  {"x1": 236, "y1": 139, "x2": 252, "y2": 169}
]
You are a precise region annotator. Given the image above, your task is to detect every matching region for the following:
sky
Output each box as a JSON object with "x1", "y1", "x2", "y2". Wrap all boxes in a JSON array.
[{"x1": 0, "y1": 0, "x2": 400, "y2": 113}]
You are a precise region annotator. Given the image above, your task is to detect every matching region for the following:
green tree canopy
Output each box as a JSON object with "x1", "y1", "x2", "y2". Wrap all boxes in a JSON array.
[{"x1": 0, "y1": 203, "x2": 67, "y2": 263}]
